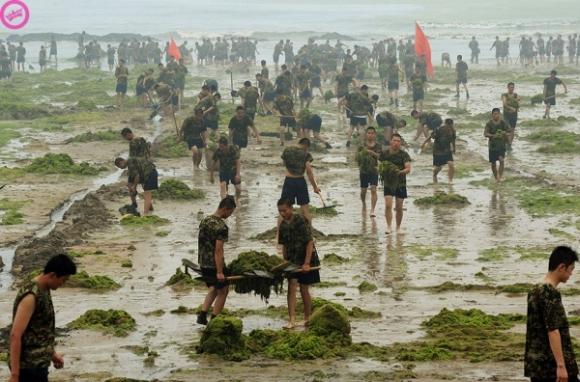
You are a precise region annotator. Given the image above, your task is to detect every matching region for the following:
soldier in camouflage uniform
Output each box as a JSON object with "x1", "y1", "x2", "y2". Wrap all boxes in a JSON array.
[
  {"x1": 255, "y1": 73, "x2": 275, "y2": 115},
  {"x1": 421, "y1": 118, "x2": 456, "y2": 184},
  {"x1": 484, "y1": 108, "x2": 509, "y2": 182},
  {"x1": 376, "y1": 111, "x2": 407, "y2": 146},
  {"x1": 196, "y1": 196, "x2": 237, "y2": 326},
  {"x1": 411, "y1": 110, "x2": 442, "y2": 142},
  {"x1": 275, "y1": 65, "x2": 293, "y2": 97},
  {"x1": 9, "y1": 254, "x2": 77, "y2": 382},
  {"x1": 195, "y1": 92, "x2": 222, "y2": 131},
  {"x1": 296, "y1": 64, "x2": 312, "y2": 110},
  {"x1": 356, "y1": 127, "x2": 382, "y2": 217},
  {"x1": 235, "y1": 81, "x2": 261, "y2": 121},
  {"x1": 343, "y1": 85, "x2": 372, "y2": 148},
  {"x1": 228, "y1": 106, "x2": 260, "y2": 150},
  {"x1": 525, "y1": 246, "x2": 579, "y2": 382},
  {"x1": 409, "y1": 66, "x2": 427, "y2": 112},
  {"x1": 114, "y1": 156, "x2": 158, "y2": 216},
  {"x1": 212, "y1": 136, "x2": 242, "y2": 200},
  {"x1": 274, "y1": 89, "x2": 297, "y2": 146},
  {"x1": 120, "y1": 127, "x2": 152, "y2": 208},
  {"x1": 279, "y1": 138, "x2": 321, "y2": 225},
  {"x1": 277, "y1": 198, "x2": 320, "y2": 329}
]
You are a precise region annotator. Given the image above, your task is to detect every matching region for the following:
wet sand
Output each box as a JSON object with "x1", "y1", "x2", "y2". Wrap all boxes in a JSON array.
[{"x1": 0, "y1": 62, "x2": 579, "y2": 381}]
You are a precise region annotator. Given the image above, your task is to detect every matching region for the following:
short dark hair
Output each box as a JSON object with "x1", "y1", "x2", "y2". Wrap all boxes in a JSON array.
[
  {"x1": 44, "y1": 254, "x2": 77, "y2": 277},
  {"x1": 457, "y1": 55, "x2": 462, "y2": 60},
  {"x1": 366, "y1": 126, "x2": 376, "y2": 132},
  {"x1": 218, "y1": 136, "x2": 228, "y2": 145},
  {"x1": 507, "y1": 82, "x2": 515, "y2": 87},
  {"x1": 114, "y1": 157, "x2": 125, "y2": 167},
  {"x1": 492, "y1": 107, "x2": 501, "y2": 113},
  {"x1": 360, "y1": 85, "x2": 368, "y2": 91},
  {"x1": 244, "y1": 80, "x2": 251, "y2": 87},
  {"x1": 277, "y1": 198, "x2": 294, "y2": 208},
  {"x1": 399, "y1": 119, "x2": 407, "y2": 127},
  {"x1": 411, "y1": 110, "x2": 419, "y2": 117},
  {"x1": 298, "y1": 137, "x2": 311, "y2": 147},
  {"x1": 214, "y1": 92, "x2": 221, "y2": 99},
  {"x1": 548, "y1": 246, "x2": 578, "y2": 271},
  {"x1": 444, "y1": 118, "x2": 454, "y2": 126},
  {"x1": 261, "y1": 60, "x2": 266, "y2": 65},
  {"x1": 550, "y1": 70, "x2": 557, "y2": 75},
  {"x1": 391, "y1": 133, "x2": 402, "y2": 140},
  {"x1": 121, "y1": 127, "x2": 132, "y2": 136},
  {"x1": 371, "y1": 94, "x2": 379, "y2": 101},
  {"x1": 218, "y1": 195, "x2": 237, "y2": 210},
  {"x1": 236, "y1": 105, "x2": 245, "y2": 111}
]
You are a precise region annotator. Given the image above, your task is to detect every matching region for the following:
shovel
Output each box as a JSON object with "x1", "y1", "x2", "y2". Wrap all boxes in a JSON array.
[
  {"x1": 182, "y1": 259, "x2": 202, "y2": 275},
  {"x1": 316, "y1": 192, "x2": 335, "y2": 213}
]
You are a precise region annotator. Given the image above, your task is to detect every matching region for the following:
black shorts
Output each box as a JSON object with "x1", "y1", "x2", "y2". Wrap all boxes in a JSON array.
[
  {"x1": 384, "y1": 186, "x2": 408, "y2": 199},
  {"x1": 143, "y1": 169, "x2": 159, "y2": 191},
  {"x1": 136, "y1": 85, "x2": 145, "y2": 96},
  {"x1": 219, "y1": 171, "x2": 240, "y2": 185},
  {"x1": 350, "y1": 116, "x2": 367, "y2": 127},
  {"x1": 205, "y1": 119, "x2": 218, "y2": 130},
  {"x1": 281, "y1": 176, "x2": 309, "y2": 206},
  {"x1": 233, "y1": 137, "x2": 248, "y2": 148},
  {"x1": 531, "y1": 377, "x2": 580, "y2": 382},
  {"x1": 433, "y1": 153, "x2": 454, "y2": 167},
  {"x1": 412, "y1": 89, "x2": 424, "y2": 102},
  {"x1": 388, "y1": 80, "x2": 399, "y2": 90},
  {"x1": 300, "y1": 89, "x2": 312, "y2": 99},
  {"x1": 456, "y1": 77, "x2": 468, "y2": 84},
  {"x1": 264, "y1": 91, "x2": 276, "y2": 102},
  {"x1": 187, "y1": 137, "x2": 205, "y2": 150},
  {"x1": 288, "y1": 269, "x2": 320, "y2": 285},
  {"x1": 116, "y1": 83, "x2": 128, "y2": 94},
  {"x1": 19, "y1": 368, "x2": 49, "y2": 382},
  {"x1": 304, "y1": 115, "x2": 322, "y2": 133},
  {"x1": 280, "y1": 116, "x2": 296, "y2": 128},
  {"x1": 544, "y1": 97, "x2": 556, "y2": 106},
  {"x1": 504, "y1": 113, "x2": 518, "y2": 130},
  {"x1": 201, "y1": 268, "x2": 229, "y2": 290},
  {"x1": 489, "y1": 149, "x2": 505, "y2": 163},
  {"x1": 360, "y1": 173, "x2": 379, "y2": 188}
]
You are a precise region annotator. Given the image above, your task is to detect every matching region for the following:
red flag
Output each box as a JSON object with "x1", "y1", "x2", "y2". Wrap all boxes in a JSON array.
[
  {"x1": 168, "y1": 38, "x2": 181, "y2": 60},
  {"x1": 415, "y1": 22, "x2": 434, "y2": 79}
]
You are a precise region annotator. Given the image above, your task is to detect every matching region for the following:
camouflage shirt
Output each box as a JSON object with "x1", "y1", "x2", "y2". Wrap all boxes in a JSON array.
[
  {"x1": 377, "y1": 111, "x2": 399, "y2": 128},
  {"x1": 379, "y1": 149, "x2": 411, "y2": 187},
  {"x1": 9, "y1": 280, "x2": 55, "y2": 369},
  {"x1": 127, "y1": 157, "x2": 156, "y2": 184},
  {"x1": 228, "y1": 116, "x2": 253, "y2": 145},
  {"x1": 282, "y1": 146, "x2": 313, "y2": 176},
  {"x1": 275, "y1": 71, "x2": 293, "y2": 96},
  {"x1": 115, "y1": 66, "x2": 129, "y2": 85},
  {"x1": 525, "y1": 283, "x2": 579, "y2": 378},
  {"x1": 213, "y1": 145, "x2": 240, "y2": 174},
  {"x1": 431, "y1": 125, "x2": 456, "y2": 157},
  {"x1": 346, "y1": 91, "x2": 371, "y2": 116},
  {"x1": 335, "y1": 73, "x2": 351, "y2": 95},
  {"x1": 386, "y1": 64, "x2": 399, "y2": 82},
  {"x1": 456, "y1": 61, "x2": 468, "y2": 80},
  {"x1": 274, "y1": 95, "x2": 294, "y2": 117},
  {"x1": 129, "y1": 137, "x2": 150, "y2": 159},
  {"x1": 195, "y1": 95, "x2": 219, "y2": 122},
  {"x1": 198, "y1": 215, "x2": 228, "y2": 269},
  {"x1": 296, "y1": 70, "x2": 311, "y2": 92},
  {"x1": 502, "y1": 92, "x2": 520, "y2": 116},
  {"x1": 419, "y1": 112, "x2": 442, "y2": 130},
  {"x1": 485, "y1": 119, "x2": 509, "y2": 152},
  {"x1": 278, "y1": 213, "x2": 320, "y2": 266},
  {"x1": 410, "y1": 73, "x2": 427, "y2": 92},
  {"x1": 181, "y1": 115, "x2": 206, "y2": 140},
  {"x1": 356, "y1": 143, "x2": 382, "y2": 175},
  {"x1": 239, "y1": 86, "x2": 260, "y2": 114}
]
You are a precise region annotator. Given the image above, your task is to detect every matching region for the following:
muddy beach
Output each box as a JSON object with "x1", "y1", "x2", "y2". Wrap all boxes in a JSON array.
[{"x1": 0, "y1": 59, "x2": 579, "y2": 382}]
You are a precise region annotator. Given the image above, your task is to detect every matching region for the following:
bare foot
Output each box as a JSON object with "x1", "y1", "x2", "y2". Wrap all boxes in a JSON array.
[
  {"x1": 283, "y1": 321, "x2": 296, "y2": 330},
  {"x1": 386, "y1": 226, "x2": 392, "y2": 234}
]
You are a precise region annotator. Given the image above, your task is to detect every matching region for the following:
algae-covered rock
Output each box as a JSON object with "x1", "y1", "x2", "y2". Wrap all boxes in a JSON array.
[
  {"x1": 25, "y1": 153, "x2": 105, "y2": 175},
  {"x1": 66, "y1": 271, "x2": 120, "y2": 290},
  {"x1": 308, "y1": 304, "x2": 351, "y2": 343},
  {"x1": 358, "y1": 281, "x2": 378, "y2": 293},
  {"x1": 153, "y1": 179, "x2": 205, "y2": 200},
  {"x1": 414, "y1": 192, "x2": 470, "y2": 207},
  {"x1": 68, "y1": 309, "x2": 136, "y2": 337},
  {"x1": 120, "y1": 215, "x2": 170, "y2": 226},
  {"x1": 198, "y1": 315, "x2": 250, "y2": 361},
  {"x1": 228, "y1": 251, "x2": 285, "y2": 301},
  {"x1": 322, "y1": 253, "x2": 349, "y2": 265}
]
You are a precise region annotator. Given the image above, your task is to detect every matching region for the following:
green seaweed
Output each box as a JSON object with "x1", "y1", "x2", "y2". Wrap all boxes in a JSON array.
[
  {"x1": 414, "y1": 192, "x2": 470, "y2": 207},
  {"x1": 121, "y1": 260, "x2": 133, "y2": 268},
  {"x1": 197, "y1": 315, "x2": 250, "y2": 361},
  {"x1": 523, "y1": 129, "x2": 580, "y2": 154},
  {"x1": 0, "y1": 198, "x2": 26, "y2": 225},
  {"x1": 227, "y1": 251, "x2": 285, "y2": 301},
  {"x1": 406, "y1": 245, "x2": 459, "y2": 261},
  {"x1": 155, "y1": 230, "x2": 170, "y2": 237},
  {"x1": 120, "y1": 215, "x2": 170, "y2": 226},
  {"x1": 317, "y1": 280, "x2": 348, "y2": 288},
  {"x1": 518, "y1": 188, "x2": 580, "y2": 216},
  {"x1": 69, "y1": 129, "x2": 119, "y2": 143},
  {"x1": 151, "y1": 134, "x2": 189, "y2": 158},
  {"x1": 477, "y1": 246, "x2": 511, "y2": 262},
  {"x1": 0, "y1": 124, "x2": 20, "y2": 147},
  {"x1": 358, "y1": 281, "x2": 378, "y2": 293},
  {"x1": 25, "y1": 153, "x2": 105, "y2": 175},
  {"x1": 68, "y1": 309, "x2": 136, "y2": 337},
  {"x1": 67, "y1": 271, "x2": 120, "y2": 290},
  {"x1": 165, "y1": 268, "x2": 202, "y2": 289},
  {"x1": 323, "y1": 253, "x2": 350, "y2": 265},
  {"x1": 153, "y1": 179, "x2": 205, "y2": 200}
]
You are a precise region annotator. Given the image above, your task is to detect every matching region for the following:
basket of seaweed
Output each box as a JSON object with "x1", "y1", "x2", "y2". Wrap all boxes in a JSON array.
[
  {"x1": 378, "y1": 160, "x2": 400, "y2": 193},
  {"x1": 227, "y1": 251, "x2": 286, "y2": 302}
]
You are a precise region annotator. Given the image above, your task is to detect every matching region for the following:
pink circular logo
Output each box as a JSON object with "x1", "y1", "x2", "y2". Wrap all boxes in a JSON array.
[{"x1": 0, "y1": 0, "x2": 30, "y2": 30}]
